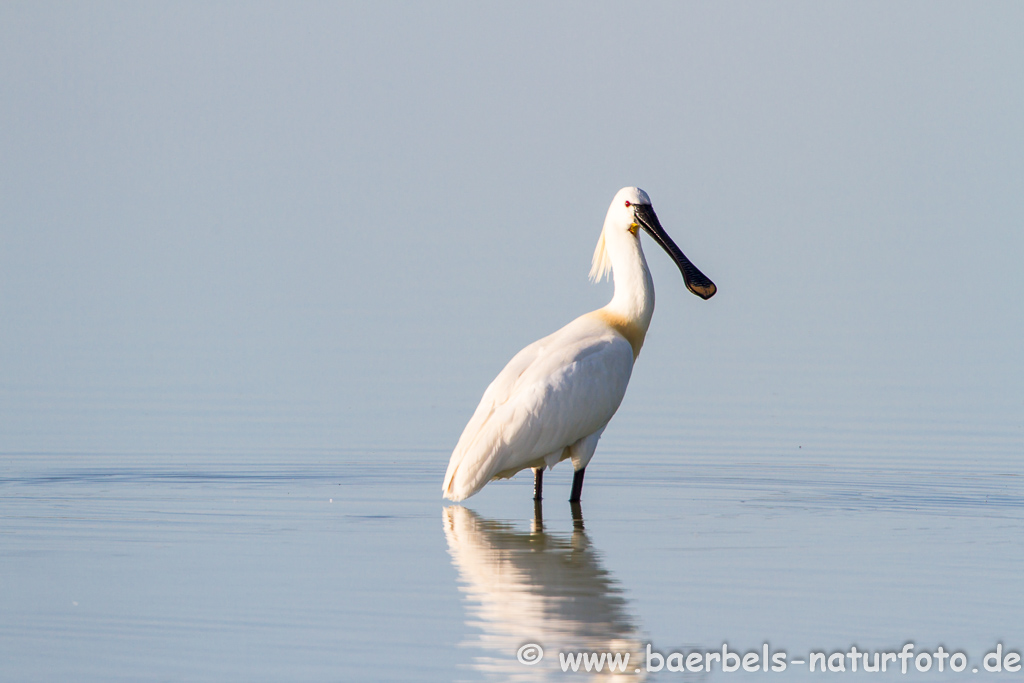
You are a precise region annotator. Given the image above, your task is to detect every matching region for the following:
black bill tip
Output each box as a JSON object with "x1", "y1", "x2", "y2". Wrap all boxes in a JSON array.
[{"x1": 686, "y1": 275, "x2": 717, "y2": 300}]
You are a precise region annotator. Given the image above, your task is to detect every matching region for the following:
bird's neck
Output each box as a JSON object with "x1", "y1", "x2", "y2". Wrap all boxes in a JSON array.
[{"x1": 600, "y1": 238, "x2": 655, "y2": 357}]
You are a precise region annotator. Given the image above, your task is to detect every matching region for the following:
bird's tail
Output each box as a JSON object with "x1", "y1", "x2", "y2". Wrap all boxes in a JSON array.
[
  {"x1": 442, "y1": 444, "x2": 495, "y2": 502},
  {"x1": 443, "y1": 452, "x2": 481, "y2": 502},
  {"x1": 442, "y1": 459, "x2": 468, "y2": 502}
]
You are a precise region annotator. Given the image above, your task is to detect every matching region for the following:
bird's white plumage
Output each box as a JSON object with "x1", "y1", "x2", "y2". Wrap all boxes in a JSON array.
[
  {"x1": 443, "y1": 187, "x2": 661, "y2": 502},
  {"x1": 443, "y1": 313, "x2": 634, "y2": 501}
]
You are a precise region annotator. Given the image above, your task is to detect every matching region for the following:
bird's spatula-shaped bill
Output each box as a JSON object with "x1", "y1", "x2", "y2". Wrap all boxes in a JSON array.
[{"x1": 633, "y1": 203, "x2": 717, "y2": 300}]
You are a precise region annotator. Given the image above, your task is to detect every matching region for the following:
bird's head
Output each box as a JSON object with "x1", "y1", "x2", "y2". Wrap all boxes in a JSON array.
[
  {"x1": 606, "y1": 187, "x2": 653, "y2": 236},
  {"x1": 591, "y1": 187, "x2": 717, "y2": 300}
]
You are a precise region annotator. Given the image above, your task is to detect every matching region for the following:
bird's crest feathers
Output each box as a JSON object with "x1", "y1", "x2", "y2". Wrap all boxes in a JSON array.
[{"x1": 589, "y1": 229, "x2": 612, "y2": 282}]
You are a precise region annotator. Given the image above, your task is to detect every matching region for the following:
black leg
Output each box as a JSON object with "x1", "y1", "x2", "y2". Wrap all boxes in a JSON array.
[
  {"x1": 533, "y1": 467, "x2": 543, "y2": 501},
  {"x1": 569, "y1": 467, "x2": 586, "y2": 503}
]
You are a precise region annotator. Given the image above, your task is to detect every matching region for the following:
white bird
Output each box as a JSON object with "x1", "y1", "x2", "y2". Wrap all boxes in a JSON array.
[{"x1": 442, "y1": 187, "x2": 715, "y2": 503}]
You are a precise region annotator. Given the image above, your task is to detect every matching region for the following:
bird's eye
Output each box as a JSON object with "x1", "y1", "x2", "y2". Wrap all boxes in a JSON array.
[{"x1": 624, "y1": 201, "x2": 631, "y2": 207}]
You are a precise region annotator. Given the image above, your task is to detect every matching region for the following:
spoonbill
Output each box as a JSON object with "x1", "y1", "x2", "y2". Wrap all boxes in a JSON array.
[{"x1": 442, "y1": 187, "x2": 715, "y2": 503}]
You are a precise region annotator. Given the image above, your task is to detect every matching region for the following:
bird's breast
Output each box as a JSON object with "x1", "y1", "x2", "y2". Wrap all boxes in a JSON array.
[{"x1": 585, "y1": 310, "x2": 647, "y2": 360}]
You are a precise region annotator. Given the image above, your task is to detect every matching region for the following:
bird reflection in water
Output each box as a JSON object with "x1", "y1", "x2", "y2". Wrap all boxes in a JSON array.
[{"x1": 443, "y1": 503, "x2": 646, "y2": 681}]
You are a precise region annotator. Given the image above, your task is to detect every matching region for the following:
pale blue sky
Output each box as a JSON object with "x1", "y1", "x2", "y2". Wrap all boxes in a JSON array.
[{"x1": 2, "y1": 2, "x2": 1022, "y2": 454}]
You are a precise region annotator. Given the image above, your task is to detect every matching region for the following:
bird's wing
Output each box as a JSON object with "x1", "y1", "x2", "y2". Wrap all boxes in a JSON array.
[{"x1": 443, "y1": 314, "x2": 634, "y2": 501}]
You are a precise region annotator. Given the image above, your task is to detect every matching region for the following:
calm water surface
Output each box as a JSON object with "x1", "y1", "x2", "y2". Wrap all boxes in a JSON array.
[{"x1": 2, "y1": 373, "x2": 1021, "y2": 682}]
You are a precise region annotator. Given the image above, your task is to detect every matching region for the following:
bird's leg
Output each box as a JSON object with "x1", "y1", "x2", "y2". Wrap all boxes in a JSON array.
[
  {"x1": 569, "y1": 467, "x2": 586, "y2": 503},
  {"x1": 533, "y1": 467, "x2": 543, "y2": 501},
  {"x1": 532, "y1": 497, "x2": 544, "y2": 533}
]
